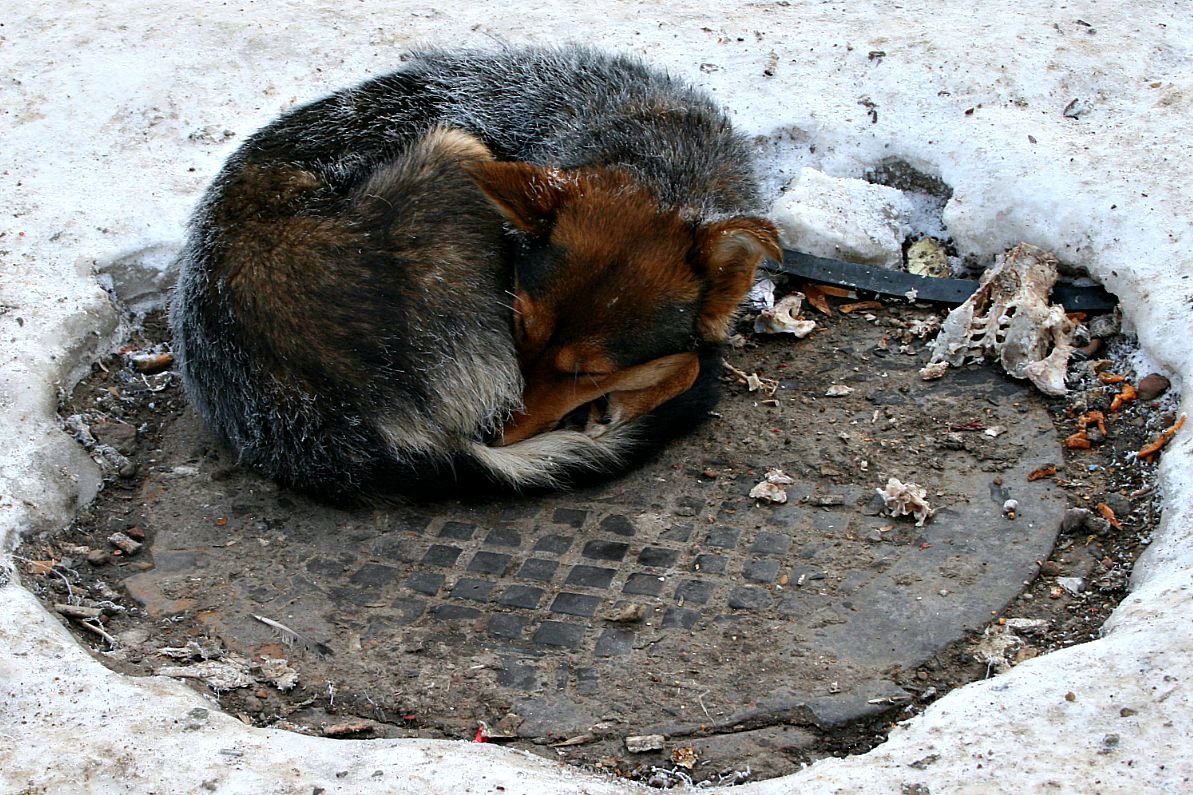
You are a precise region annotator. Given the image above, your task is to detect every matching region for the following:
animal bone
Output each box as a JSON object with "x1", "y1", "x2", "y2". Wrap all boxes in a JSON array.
[{"x1": 921, "y1": 243, "x2": 1078, "y2": 396}]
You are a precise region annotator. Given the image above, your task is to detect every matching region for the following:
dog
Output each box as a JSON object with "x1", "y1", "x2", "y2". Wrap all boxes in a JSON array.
[{"x1": 170, "y1": 46, "x2": 780, "y2": 502}]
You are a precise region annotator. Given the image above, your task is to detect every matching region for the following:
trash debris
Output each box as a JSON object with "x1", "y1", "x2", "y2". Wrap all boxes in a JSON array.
[
  {"x1": 258, "y1": 657, "x2": 299, "y2": 691},
  {"x1": 1064, "y1": 410, "x2": 1106, "y2": 450},
  {"x1": 824, "y1": 384, "x2": 854, "y2": 397},
  {"x1": 801, "y1": 283, "x2": 833, "y2": 315},
  {"x1": 906, "y1": 237, "x2": 950, "y2": 278},
  {"x1": 108, "y1": 532, "x2": 143, "y2": 556},
  {"x1": 63, "y1": 413, "x2": 137, "y2": 477},
  {"x1": 971, "y1": 617, "x2": 1048, "y2": 675},
  {"x1": 625, "y1": 734, "x2": 666, "y2": 753},
  {"x1": 54, "y1": 603, "x2": 104, "y2": 620},
  {"x1": 1002, "y1": 499, "x2": 1019, "y2": 519},
  {"x1": 749, "y1": 468, "x2": 795, "y2": 504},
  {"x1": 1095, "y1": 502, "x2": 1124, "y2": 530},
  {"x1": 670, "y1": 746, "x2": 699, "y2": 769},
  {"x1": 475, "y1": 719, "x2": 519, "y2": 742},
  {"x1": 754, "y1": 293, "x2": 817, "y2": 337},
  {"x1": 550, "y1": 733, "x2": 594, "y2": 748},
  {"x1": 1063, "y1": 97, "x2": 1092, "y2": 119},
  {"x1": 158, "y1": 659, "x2": 257, "y2": 691},
  {"x1": 921, "y1": 243, "x2": 1079, "y2": 396},
  {"x1": 839, "y1": 300, "x2": 884, "y2": 314},
  {"x1": 905, "y1": 315, "x2": 942, "y2": 338},
  {"x1": 919, "y1": 360, "x2": 949, "y2": 380},
  {"x1": 1028, "y1": 464, "x2": 1057, "y2": 481},
  {"x1": 127, "y1": 350, "x2": 175, "y2": 374},
  {"x1": 875, "y1": 477, "x2": 934, "y2": 526},
  {"x1": 1056, "y1": 576, "x2": 1085, "y2": 595},
  {"x1": 157, "y1": 640, "x2": 220, "y2": 661},
  {"x1": 604, "y1": 603, "x2": 648, "y2": 624},
  {"x1": 745, "y1": 277, "x2": 777, "y2": 310},
  {"x1": 722, "y1": 362, "x2": 778, "y2": 396}
]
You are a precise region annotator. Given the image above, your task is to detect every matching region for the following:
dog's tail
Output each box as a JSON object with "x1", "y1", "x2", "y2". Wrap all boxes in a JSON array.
[{"x1": 465, "y1": 429, "x2": 634, "y2": 490}]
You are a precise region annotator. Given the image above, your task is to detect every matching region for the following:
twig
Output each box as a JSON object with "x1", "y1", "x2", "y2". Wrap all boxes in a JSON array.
[{"x1": 78, "y1": 617, "x2": 117, "y2": 648}]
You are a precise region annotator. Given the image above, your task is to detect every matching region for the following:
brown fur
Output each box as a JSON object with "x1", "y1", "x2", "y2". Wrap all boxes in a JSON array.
[{"x1": 465, "y1": 161, "x2": 780, "y2": 444}]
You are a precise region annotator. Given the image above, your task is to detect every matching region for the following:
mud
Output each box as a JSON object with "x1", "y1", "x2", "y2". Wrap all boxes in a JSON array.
[{"x1": 17, "y1": 288, "x2": 1169, "y2": 786}]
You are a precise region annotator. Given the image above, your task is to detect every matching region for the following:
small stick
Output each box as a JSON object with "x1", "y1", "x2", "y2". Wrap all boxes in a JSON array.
[
  {"x1": 78, "y1": 618, "x2": 117, "y2": 648},
  {"x1": 55, "y1": 603, "x2": 103, "y2": 620}
]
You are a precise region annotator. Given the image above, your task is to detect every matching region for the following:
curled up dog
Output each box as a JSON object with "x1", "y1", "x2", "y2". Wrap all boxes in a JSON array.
[{"x1": 170, "y1": 46, "x2": 781, "y2": 502}]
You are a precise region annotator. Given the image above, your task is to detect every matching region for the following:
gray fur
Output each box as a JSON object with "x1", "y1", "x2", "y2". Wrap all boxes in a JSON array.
[{"x1": 170, "y1": 46, "x2": 767, "y2": 501}]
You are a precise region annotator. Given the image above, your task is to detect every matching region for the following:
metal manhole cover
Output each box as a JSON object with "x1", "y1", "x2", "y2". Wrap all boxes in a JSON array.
[{"x1": 45, "y1": 302, "x2": 1068, "y2": 780}]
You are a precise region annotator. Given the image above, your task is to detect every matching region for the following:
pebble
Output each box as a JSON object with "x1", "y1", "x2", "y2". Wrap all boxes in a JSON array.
[
  {"x1": 108, "y1": 531, "x2": 143, "y2": 555},
  {"x1": 1060, "y1": 508, "x2": 1092, "y2": 534},
  {"x1": 1056, "y1": 576, "x2": 1085, "y2": 595},
  {"x1": 1136, "y1": 373, "x2": 1170, "y2": 401},
  {"x1": 1088, "y1": 314, "x2": 1120, "y2": 338},
  {"x1": 604, "y1": 604, "x2": 647, "y2": 624}
]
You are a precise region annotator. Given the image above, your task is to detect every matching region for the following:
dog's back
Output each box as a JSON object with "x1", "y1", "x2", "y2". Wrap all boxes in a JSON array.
[
  {"x1": 408, "y1": 47, "x2": 763, "y2": 218},
  {"x1": 173, "y1": 126, "x2": 522, "y2": 498}
]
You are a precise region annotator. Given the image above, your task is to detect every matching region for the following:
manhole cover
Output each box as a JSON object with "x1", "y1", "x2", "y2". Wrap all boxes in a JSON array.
[{"x1": 33, "y1": 302, "x2": 1072, "y2": 781}]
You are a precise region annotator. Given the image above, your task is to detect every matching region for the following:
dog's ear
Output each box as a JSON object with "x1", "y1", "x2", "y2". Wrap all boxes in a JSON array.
[
  {"x1": 463, "y1": 161, "x2": 564, "y2": 236},
  {"x1": 693, "y1": 217, "x2": 782, "y2": 341}
]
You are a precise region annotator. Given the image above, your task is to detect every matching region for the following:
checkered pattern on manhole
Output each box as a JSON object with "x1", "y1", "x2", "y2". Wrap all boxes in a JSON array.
[{"x1": 310, "y1": 484, "x2": 868, "y2": 658}]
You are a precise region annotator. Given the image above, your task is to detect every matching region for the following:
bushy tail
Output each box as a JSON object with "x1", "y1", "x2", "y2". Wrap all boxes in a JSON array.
[{"x1": 466, "y1": 428, "x2": 636, "y2": 490}]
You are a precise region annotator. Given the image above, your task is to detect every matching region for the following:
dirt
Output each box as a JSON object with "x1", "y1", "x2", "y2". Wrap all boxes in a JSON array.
[{"x1": 16, "y1": 283, "x2": 1173, "y2": 787}]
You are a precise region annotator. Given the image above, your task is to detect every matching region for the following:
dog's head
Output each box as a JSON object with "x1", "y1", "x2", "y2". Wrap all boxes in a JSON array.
[{"x1": 464, "y1": 161, "x2": 780, "y2": 445}]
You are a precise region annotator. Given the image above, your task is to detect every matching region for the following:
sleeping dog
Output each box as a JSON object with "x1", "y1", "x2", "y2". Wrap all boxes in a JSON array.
[{"x1": 170, "y1": 46, "x2": 780, "y2": 501}]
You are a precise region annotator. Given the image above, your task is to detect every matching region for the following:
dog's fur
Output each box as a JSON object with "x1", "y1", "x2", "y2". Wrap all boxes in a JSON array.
[{"x1": 170, "y1": 46, "x2": 780, "y2": 502}]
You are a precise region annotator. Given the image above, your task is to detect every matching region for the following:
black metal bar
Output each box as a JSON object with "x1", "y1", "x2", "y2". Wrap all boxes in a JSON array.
[{"x1": 765, "y1": 249, "x2": 1118, "y2": 314}]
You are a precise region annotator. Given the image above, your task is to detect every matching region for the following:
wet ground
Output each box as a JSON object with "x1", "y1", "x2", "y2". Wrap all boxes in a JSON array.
[{"x1": 18, "y1": 290, "x2": 1170, "y2": 786}]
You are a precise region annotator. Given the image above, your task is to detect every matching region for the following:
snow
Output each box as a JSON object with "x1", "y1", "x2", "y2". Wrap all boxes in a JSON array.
[{"x1": 2, "y1": 1, "x2": 1191, "y2": 792}]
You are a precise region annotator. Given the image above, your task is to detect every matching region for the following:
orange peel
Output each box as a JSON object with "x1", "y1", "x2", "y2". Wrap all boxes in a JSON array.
[
  {"x1": 1110, "y1": 383, "x2": 1137, "y2": 412},
  {"x1": 1138, "y1": 414, "x2": 1185, "y2": 462}
]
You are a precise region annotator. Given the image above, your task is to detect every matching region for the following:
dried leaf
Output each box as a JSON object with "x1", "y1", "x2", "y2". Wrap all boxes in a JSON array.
[{"x1": 801, "y1": 283, "x2": 833, "y2": 316}]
